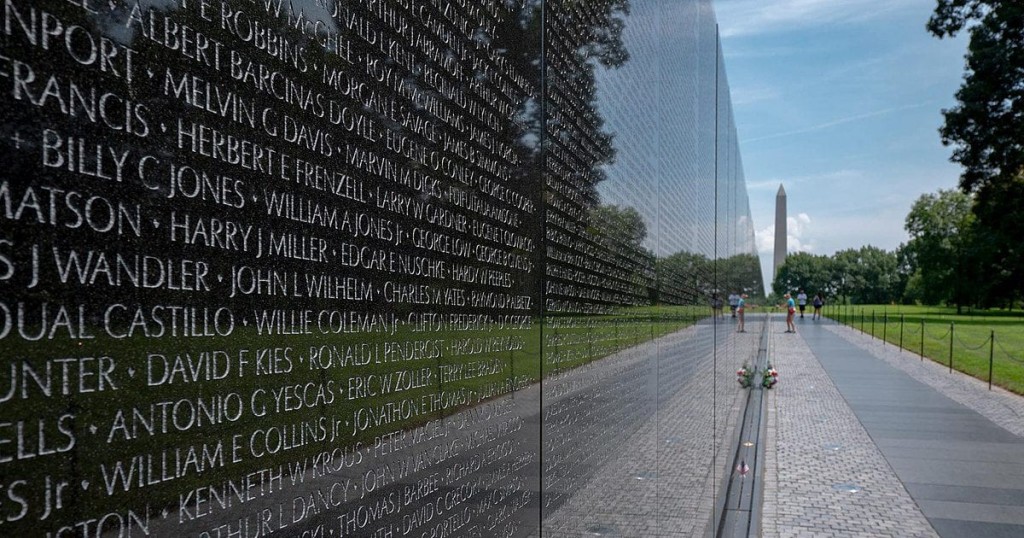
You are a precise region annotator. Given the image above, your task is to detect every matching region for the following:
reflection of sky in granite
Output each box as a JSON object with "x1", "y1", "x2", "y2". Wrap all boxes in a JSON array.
[{"x1": 593, "y1": 0, "x2": 758, "y2": 263}]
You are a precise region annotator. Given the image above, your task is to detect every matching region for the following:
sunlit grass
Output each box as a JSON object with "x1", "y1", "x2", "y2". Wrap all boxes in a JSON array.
[{"x1": 827, "y1": 304, "x2": 1024, "y2": 395}]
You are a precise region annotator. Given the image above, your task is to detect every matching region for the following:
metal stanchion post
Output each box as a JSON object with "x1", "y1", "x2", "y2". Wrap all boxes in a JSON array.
[
  {"x1": 899, "y1": 314, "x2": 904, "y2": 352},
  {"x1": 883, "y1": 313, "x2": 887, "y2": 346},
  {"x1": 949, "y1": 322, "x2": 954, "y2": 373},
  {"x1": 988, "y1": 330, "x2": 994, "y2": 391},
  {"x1": 920, "y1": 319, "x2": 924, "y2": 361}
]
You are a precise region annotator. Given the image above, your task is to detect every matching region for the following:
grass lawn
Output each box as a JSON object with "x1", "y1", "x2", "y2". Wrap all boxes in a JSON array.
[{"x1": 825, "y1": 304, "x2": 1024, "y2": 395}]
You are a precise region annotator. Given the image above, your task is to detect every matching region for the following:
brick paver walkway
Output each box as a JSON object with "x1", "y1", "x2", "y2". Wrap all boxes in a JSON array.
[
  {"x1": 762, "y1": 316, "x2": 938, "y2": 538},
  {"x1": 763, "y1": 315, "x2": 1024, "y2": 537}
]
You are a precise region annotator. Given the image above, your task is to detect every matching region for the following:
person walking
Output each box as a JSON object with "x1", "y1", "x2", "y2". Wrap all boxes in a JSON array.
[
  {"x1": 785, "y1": 292, "x2": 796, "y2": 333},
  {"x1": 711, "y1": 294, "x2": 724, "y2": 318},
  {"x1": 728, "y1": 292, "x2": 739, "y2": 318},
  {"x1": 736, "y1": 294, "x2": 747, "y2": 332},
  {"x1": 797, "y1": 289, "x2": 808, "y2": 318},
  {"x1": 812, "y1": 293, "x2": 824, "y2": 320}
]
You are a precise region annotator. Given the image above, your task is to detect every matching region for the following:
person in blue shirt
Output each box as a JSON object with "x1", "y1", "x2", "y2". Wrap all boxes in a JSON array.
[{"x1": 785, "y1": 292, "x2": 797, "y2": 333}]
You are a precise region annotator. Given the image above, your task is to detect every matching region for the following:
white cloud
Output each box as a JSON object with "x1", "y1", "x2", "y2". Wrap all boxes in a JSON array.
[
  {"x1": 755, "y1": 212, "x2": 815, "y2": 254},
  {"x1": 730, "y1": 86, "x2": 782, "y2": 106},
  {"x1": 788, "y1": 213, "x2": 814, "y2": 252},
  {"x1": 756, "y1": 212, "x2": 817, "y2": 292},
  {"x1": 722, "y1": 45, "x2": 804, "y2": 60},
  {"x1": 755, "y1": 226, "x2": 774, "y2": 254},
  {"x1": 741, "y1": 102, "x2": 938, "y2": 144},
  {"x1": 715, "y1": 0, "x2": 913, "y2": 38}
]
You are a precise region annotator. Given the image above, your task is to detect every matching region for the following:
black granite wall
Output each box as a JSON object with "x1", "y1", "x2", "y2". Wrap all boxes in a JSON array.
[{"x1": 0, "y1": 1, "x2": 762, "y2": 536}]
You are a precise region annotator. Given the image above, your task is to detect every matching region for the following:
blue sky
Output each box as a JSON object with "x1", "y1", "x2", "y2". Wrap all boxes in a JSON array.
[{"x1": 714, "y1": 0, "x2": 970, "y2": 288}]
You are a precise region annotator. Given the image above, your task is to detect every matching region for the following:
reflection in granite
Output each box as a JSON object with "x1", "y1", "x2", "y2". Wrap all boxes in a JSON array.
[{"x1": 0, "y1": 0, "x2": 761, "y2": 536}]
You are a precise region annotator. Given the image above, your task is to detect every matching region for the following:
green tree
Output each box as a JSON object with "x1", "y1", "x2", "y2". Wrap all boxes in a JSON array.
[
  {"x1": 894, "y1": 243, "x2": 917, "y2": 304},
  {"x1": 589, "y1": 204, "x2": 656, "y2": 302},
  {"x1": 855, "y1": 246, "x2": 901, "y2": 304},
  {"x1": 968, "y1": 181, "x2": 1024, "y2": 308},
  {"x1": 772, "y1": 252, "x2": 833, "y2": 298},
  {"x1": 831, "y1": 246, "x2": 900, "y2": 304},
  {"x1": 927, "y1": 1, "x2": 1024, "y2": 194},
  {"x1": 590, "y1": 205, "x2": 648, "y2": 248},
  {"x1": 928, "y1": 1, "x2": 1024, "y2": 307},
  {"x1": 903, "y1": 189, "x2": 976, "y2": 311}
]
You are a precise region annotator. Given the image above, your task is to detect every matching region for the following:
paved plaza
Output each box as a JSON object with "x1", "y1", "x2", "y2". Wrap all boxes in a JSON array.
[{"x1": 763, "y1": 315, "x2": 1024, "y2": 537}]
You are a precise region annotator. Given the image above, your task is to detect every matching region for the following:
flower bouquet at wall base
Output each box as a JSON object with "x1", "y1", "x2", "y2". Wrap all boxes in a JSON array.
[
  {"x1": 737, "y1": 365, "x2": 754, "y2": 388},
  {"x1": 763, "y1": 365, "x2": 779, "y2": 389}
]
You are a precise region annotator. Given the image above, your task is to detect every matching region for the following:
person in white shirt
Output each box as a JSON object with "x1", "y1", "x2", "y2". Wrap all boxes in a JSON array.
[{"x1": 797, "y1": 290, "x2": 808, "y2": 319}]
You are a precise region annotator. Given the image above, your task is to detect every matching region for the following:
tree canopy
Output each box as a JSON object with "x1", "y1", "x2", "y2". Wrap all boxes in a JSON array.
[
  {"x1": 903, "y1": 189, "x2": 976, "y2": 311},
  {"x1": 774, "y1": 247, "x2": 902, "y2": 305},
  {"x1": 928, "y1": 0, "x2": 1024, "y2": 305},
  {"x1": 927, "y1": 1, "x2": 1024, "y2": 194},
  {"x1": 772, "y1": 252, "x2": 833, "y2": 299}
]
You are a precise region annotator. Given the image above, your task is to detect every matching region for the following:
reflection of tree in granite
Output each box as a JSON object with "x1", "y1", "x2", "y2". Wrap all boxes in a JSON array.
[
  {"x1": 493, "y1": 1, "x2": 635, "y2": 306},
  {"x1": 655, "y1": 251, "x2": 763, "y2": 306},
  {"x1": 587, "y1": 204, "x2": 655, "y2": 303},
  {"x1": 719, "y1": 253, "x2": 765, "y2": 300},
  {"x1": 655, "y1": 250, "x2": 761, "y2": 303},
  {"x1": 537, "y1": 0, "x2": 646, "y2": 319},
  {"x1": 588, "y1": 205, "x2": 647, "y2": 249},
  {"x1": 656, "y1": 251, "x2": 713, "y2": 306},
  {"x1": 500, "y1": 0, "x2": 631, "y2": 168}
]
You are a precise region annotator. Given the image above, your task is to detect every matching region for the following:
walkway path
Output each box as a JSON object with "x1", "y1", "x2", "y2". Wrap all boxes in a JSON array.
[{"x1": 763, "y1": 315, "x2": 1024, "y2": 537}]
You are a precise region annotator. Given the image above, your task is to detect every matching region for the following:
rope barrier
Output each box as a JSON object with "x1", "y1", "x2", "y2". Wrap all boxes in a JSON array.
[
  {"x1": 837, "y1": 310, "x2": 1021, "y2": 388},
  {"x1": 924, "y1": 325, "x2": 952, "y2": 341},
  {"x1": 1001, "y1": 354, "x2": 1024, "y2": 367},
  {"x1": 994, "y1": 339, "x2": 1024, "y2": 366},
  {"x1": 954, "y1": 332, "x2": 992, "y2": 351}
]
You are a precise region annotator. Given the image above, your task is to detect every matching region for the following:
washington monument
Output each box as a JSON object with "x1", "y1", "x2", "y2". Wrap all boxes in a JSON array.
[{"x1": 774, "y1": 184, "x2": 787, "y2": 279}]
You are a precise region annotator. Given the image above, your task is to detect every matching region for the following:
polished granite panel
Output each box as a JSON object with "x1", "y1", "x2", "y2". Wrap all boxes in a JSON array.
[
  {"x1": 0, "y1": 1, "x2": 762, "y2": 536},
  {"x1": 906, "y1": 483, "x2": 1024, "y2": 506},
  {"x1": 930, "y1": 518, "x2": 1024, "y2": 538}
]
